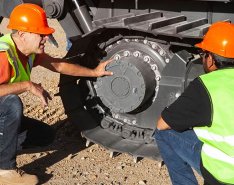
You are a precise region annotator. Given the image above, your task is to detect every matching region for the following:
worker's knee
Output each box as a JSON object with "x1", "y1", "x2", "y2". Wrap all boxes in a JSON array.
[{"x1": 0, "y1": 94, "x2": 23, "y2": 120}]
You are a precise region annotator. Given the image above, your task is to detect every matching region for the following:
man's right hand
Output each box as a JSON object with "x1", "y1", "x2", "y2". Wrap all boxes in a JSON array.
[{"x1": 29, "y1": 82, "x2": 52, "y2": 107}]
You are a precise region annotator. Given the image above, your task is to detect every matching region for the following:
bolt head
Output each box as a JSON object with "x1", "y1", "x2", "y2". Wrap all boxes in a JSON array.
[
  {"x1": 133, "y1": 51, "x2": 140, "y2": 57},
  {"x1": 151, "y1": 64, "x2": 157, "y2": 70},
  {"x1": 159, "y1": 50, "x2": 164, "y2": 56},
  {"x1": 114, "y1": 54, "x2": 120, "y2": 61},
  {"x1": 152, "y1": 44, "x2": 156, "y2": 49},
  {"x1": 175, "y1": 92, "x2": 181, "y2": 98},
  {"x1": 124, "y1": 51, "x2": 130, "y2": 57},
  {"x1": 143, "y1": 56, "x2": 150, "y2": 62}
]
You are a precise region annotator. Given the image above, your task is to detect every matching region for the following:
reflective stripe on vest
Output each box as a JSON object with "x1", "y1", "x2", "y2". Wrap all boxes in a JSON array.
[
  {"x1": 202, "y1": 144, "x2": 234, "y2": 165},
  {"x1": 0, "y1": 41, "x2": 19, "y2": 78},
  {"x1": 194, "y1": 69, "x2": 234, "y2": 184},
  {"x1": 195, "y1": 129, "x2": 234, "y2": 147}
]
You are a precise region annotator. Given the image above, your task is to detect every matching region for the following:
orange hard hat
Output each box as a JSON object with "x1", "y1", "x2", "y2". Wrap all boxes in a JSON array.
[
  {"x1": 196, "y1": 22, "x2": 234, "y2": 58},
  {"x1": 7, "y1": 3, "x2": 54, "y2": 35}
]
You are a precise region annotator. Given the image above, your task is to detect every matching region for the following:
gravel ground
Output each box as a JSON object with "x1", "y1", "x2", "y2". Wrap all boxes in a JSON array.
[{"x1": 0, "y1": 18, "x2": 203, "y2": 185}]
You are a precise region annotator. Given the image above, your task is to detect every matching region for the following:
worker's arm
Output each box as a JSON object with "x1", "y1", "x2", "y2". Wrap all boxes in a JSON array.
[
  {"x1": 156, "y1": 116, "x2": 171, "y2": 130},
  {"x1": 0, "y1": 51, "x2": 51, "y2": 106},
  {"x1": 0, "y1": 81, "x2": 31, "y2": 96},
  {"x1": 35, "y1": 53, "x2": 113, "y2": 77},
  {"x1": 0, "y1": 82, "x2": 51, "y2": 107}
]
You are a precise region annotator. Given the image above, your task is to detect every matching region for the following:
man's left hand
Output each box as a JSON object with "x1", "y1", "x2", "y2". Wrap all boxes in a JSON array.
[
  {"x1": 157, "y1": 116, "x2": 171, "y2": 130},
  {"x1": 94, "y1": 59, "x2": 113, "y2": 77}
]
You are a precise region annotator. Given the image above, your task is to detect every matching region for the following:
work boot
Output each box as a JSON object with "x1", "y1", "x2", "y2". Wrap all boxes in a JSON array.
[{"x1": 0, "y1": 168, "x2": 38, "y2": 185}]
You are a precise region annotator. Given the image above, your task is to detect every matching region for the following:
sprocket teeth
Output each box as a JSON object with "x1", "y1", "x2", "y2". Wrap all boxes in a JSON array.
[{"x1": 86, "y1": 139, "x2": 91, "y2": 147}]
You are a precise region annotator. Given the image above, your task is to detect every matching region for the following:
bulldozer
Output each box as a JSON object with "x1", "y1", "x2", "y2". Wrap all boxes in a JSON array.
[{"x1": 1, "y1": 0, "x2": 234, "y2": 162}]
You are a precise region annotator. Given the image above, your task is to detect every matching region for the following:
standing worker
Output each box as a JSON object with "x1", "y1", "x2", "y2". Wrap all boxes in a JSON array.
[
  {"x1": 0, "y1": 3, "x2": 112, "y2": 185},
  {"x1": 155, "y1": 21, "x2": 234, "y2": 185}
]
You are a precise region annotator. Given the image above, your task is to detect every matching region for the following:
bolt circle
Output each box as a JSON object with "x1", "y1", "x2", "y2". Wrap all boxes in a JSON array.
[
  {"x1": 133, "y1": 51, "x2": 140, "y2": 57},
  {"x1": 159, "y1": 50, "x2": 164, "y2": 56},
  {"x1": 156, "y1": 76, "x2": 161, "y2": 81},
  {"x1": 143, "y1": 56, "x2": 150, "y2": 62},
  {"x1": 152, "y1": 43, "x2": 156, "y2": 49},
  {"x1": 151, "y1": 64, "x2": 157, "y2": 70},
  {"x1": 124, "y1": 51, "x2": 130, "y2": 57},
  {"x1": 165, "y1": 58, "x2": 170, "y2": 63},
  {"x1": 114, "y1": 54, "x2": 120, "y2": 61},
  {"x1": 132, "y1": 120, "x2": 137, "y2": 125}
]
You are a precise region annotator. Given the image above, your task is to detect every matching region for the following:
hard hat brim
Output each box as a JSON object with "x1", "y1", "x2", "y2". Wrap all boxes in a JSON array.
[
  {"x1": 7, "y1": 25, "x2": 55, "y2": 35},
  {"x1": 40, "y1": 27, "x2": 55, "y2": 35},
  {"x1": 195, "y1": 42, "x2": 202, "y2": 49}
]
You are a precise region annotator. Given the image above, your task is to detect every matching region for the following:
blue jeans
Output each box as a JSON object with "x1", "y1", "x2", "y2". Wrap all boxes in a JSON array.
[
  {"x1": 0, "y1": 95, "x2": 55, "y2": 169},
  {"x1": 66, "y1": 38, "x2": 72, "y2": 51},
  {"x1": 154, "y1": 129, "x2": 203, "y2": 185}
]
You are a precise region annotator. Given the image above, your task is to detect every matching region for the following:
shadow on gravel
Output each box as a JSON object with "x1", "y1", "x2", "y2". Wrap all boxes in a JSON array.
[
  {"x1": 18, "y1": 54, "x2": 102, "y2": 184},
  {"x1": 17, "y1": 76, "x2": 99, "y2": 184},
  {"x1": 18, "y1": 120, "x2": 88, "y2": 184}
]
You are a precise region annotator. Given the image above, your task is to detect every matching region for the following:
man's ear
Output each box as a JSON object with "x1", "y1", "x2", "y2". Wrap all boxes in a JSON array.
[
  {"x1": 208, "y1": 54, "x2": 218, "y2": 71},
  {"x1": 17, "y1": 31, "x2": 26, "y2": 39}
]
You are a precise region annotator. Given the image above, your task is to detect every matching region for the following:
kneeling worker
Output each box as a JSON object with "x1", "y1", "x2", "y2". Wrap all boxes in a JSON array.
[
  {"x1": 155, "y1": 22, "x2": 234, "y2": 185},
  {"x1": 0, "y1": 3, "x2": 112, "y2": 185}
]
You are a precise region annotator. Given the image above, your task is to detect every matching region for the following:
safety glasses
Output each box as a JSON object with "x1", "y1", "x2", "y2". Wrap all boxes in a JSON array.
[
  {"x1": 39, "y1": 34, "x2": 48, "y2": 39},
  {"x1": 199, "y1": 52, "x2": 209, "y2": 59}
]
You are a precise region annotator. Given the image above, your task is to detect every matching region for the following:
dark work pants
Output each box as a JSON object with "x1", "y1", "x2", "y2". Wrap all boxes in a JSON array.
[{"x1": 0, "y1": 95, "x2": 55, "y2": 169}]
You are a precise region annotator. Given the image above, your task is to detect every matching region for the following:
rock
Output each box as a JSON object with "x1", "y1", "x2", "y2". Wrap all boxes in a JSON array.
[
  {"x1": 38, "y1": 109, "x2": 44, "y2": 114},
  {"x1": 81, "y1": 156, "x2": 88, "y2": 160},
  {"x1": 139, "y1": 180, "x2": 147, "y2": 185},
  {"x1": 72, "y1": 170, "x2": 78, "y2": 175},
  {"x1": 116, "y1": 165, "x2": 124, "y2": 170},
  {"x1": 90, "y1": 174, "x2": 98, "y2": 180},
  {"x1": 66, "y1": 154, "x2": 73, "y2": 160},
  {"x1": 35, "y1": 153, "x2": 42, "y2": 158}
]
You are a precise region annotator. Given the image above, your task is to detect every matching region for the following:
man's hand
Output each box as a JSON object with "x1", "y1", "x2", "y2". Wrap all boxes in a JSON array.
[
  {"x1": 29, "y1": 82, "x2": 52, "y2": 107},
  {"x1": 157, "y1": 116, "x2": 171, "y2": 130},
  {"x1": 93, "y1": 59, "x2": 113, "y2": 77}
]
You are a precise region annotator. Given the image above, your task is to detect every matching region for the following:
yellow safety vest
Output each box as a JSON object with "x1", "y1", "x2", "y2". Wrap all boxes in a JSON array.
[
  {"x1": 194, "y1": 69, "x2": 234, "y2": 184},
  {"x1": 0, "y1": 34, "x2": 35, "y2": 83}
]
